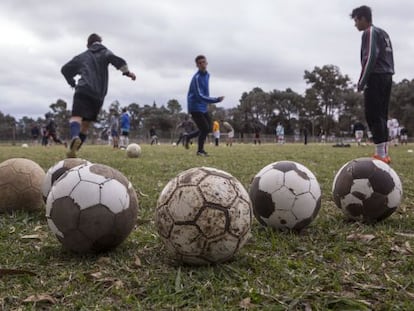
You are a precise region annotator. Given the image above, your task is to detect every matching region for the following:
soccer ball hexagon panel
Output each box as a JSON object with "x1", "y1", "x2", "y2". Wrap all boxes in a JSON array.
[
  {"x1": 46, "y1": 163, "x2": 139, "y2": 253},
  {"x1": 155, "y1": 166, "x2": 252, "y2": 265},
  {"x1": 249, "y1": 161, "x2": 322, "y2": 231},
  {"x1": 42, "y1": 158, "x2": 91, "y2": 202},
  {"x1": 332, "y1": 157, "x2": 402, "y2": 223}
]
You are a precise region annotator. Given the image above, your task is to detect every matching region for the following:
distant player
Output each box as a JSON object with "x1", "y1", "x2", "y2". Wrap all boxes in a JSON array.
[
  {"x1": 351, "y1": 6, "x2": 394, "y2": 164},
  {"x1": 221, "y1": 120, "x2": 234, "y2": 146},
  {"x1": 353, "y1": 121, "x2": 365, "y2": 146},
  {"x1": 30, "y1": 123, "x2": 40, "y2": 145},
  {"x1": 120, "y1": 107, "x2": 130, "y2": 148},
  {"x1": 150, "y1": 126, "x2": 158, "y2": 145},
  {"x1": 399, "y1": 127, "x2": 408, "y2": 145},
  {"x1": 212, "y1": 120, "x2": 220, "y2": 146},
  {"x1": 387, "y1": 118, "x2": 399, "y2": 146},
  {"x1": 186, "y1": 55, "x2": 224, "y2": 156},
  {"x1": 176, "y1": 115, "x2": 195, "y2": 146},
  {"x1": 61, "y1": 33, "x2": 136, "y2": 158},
  {"x1": 253, "y1": 122, "x2": 261, "y2": 145},
  {"x1": 109, "y1": 109, "x2": 119, "y2": 148},
  {"x1": 276, "y1": 123, "x2": 285, "y2": 144},
  {"x1": 45, "y1": 113, "x2": 65, "y2": 146}
]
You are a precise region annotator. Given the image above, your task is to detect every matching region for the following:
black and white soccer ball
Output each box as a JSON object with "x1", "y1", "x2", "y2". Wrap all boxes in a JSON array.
[
  {"x1": 332, "y1": 157, "x2": 402, "y2": 223},
  {"x1": 46, "y1": 163, "x2": 139, "y2": 253},
  {"x1": 249, "y1": 161, "x2": 321, "y2": 231},
  {"x1": 155, "y1": 167, "x2": 252, "y2": 265},
  {"x1": 126, "y1": 143, "x2": 141, "y2": 158},
  {"x1": 42, "y1": 158, "x2": 91, "y2": 202}
]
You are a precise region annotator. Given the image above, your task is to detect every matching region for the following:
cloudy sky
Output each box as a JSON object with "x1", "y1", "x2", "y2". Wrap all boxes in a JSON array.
[{"x1": 0, "y1": 0, "x2": 412, "y2": 119}]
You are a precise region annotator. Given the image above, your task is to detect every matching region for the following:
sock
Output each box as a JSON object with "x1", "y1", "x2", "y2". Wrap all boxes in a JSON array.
[
  {"x1": 375, "y1": 142, "x2": 387, "y2": 158},
  {"x1": 70, "y1": 122, "x2": 81, "y2": 139}
]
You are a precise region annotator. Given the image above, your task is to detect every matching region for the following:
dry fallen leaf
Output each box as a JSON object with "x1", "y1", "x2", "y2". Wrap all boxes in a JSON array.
[
  {"x1": 97, "y1": 257, "x2": 111, "y2": 265},
  {"x1": 395, "y1": 232, "x2": 414, "y2": 238},
  {"x1": 23, "y1": 294, "x2": 56, "y2": 304},
  {"x1": 134, "y1": 256, "x2": 142, "y2": 268},
  {"x1": 239, "y1": 297, "x2": 254, "y2": 309},
  {"x1": 346, "y1": 234, "x2": 376, "y2": 243},
  {"x1": 89, "y1": 272, "x2": 103, "y2": 279},
  {"x1": 20, "y1": 234, "x2": 41, "y2": 240}
]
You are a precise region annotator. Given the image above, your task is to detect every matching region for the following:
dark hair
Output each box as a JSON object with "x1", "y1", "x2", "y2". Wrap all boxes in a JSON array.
[
  {"x1": 350, "y1": 5, "x2": 372, "y2": 23},
  {"x1": 195, "y1": 55, "x2": 206, "y2": 64},
  {"x1": 122, "y1": 107, "x2": 127, "y2": 113},
  {"x1": 87, "y1": 33, "x2": 102, "y2": 48}
]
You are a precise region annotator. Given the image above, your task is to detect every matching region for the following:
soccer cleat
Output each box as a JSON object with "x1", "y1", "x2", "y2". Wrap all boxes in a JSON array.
[
  {"x1": 372, "y1": 154, "x2": 391, "y2": 164},
  {"x1": 196, "y1": 151, "x2": 209, "y2": 157},
  {"x1": 66, "y1": 137, "x2": 82, "y2": 158}
]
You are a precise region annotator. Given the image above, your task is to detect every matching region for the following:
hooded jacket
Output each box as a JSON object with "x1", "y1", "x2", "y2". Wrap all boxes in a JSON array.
[
  {"x1": 61, "y1": 43, "x2": 129, "y2": 100},
  {"x1": 187, "y1": 70, "x2": 221, "y2": 113}
]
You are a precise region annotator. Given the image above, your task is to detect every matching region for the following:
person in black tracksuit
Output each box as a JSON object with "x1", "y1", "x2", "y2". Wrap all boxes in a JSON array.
[
  {"x1": 351, "y1": 5, "x2": 394, "y2": 164},
  {"x1": 61, "y1": 33, "x2": 136, "y2": 158}
]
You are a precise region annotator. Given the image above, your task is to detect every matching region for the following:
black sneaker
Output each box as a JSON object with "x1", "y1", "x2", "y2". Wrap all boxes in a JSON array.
[
  {"x1": 196, "y1": 151, "x2": 209, "y2": 157},
  {"x1": 66, "y1": 137, "x2": 81, "y2": 158}
]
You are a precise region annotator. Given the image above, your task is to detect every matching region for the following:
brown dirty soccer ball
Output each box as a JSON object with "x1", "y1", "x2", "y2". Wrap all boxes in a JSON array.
[
  {"x1": 332, "y1": 157, "x2": 402, "y2": 223},
  {"x1": 155, "y1": 167, "x2": 252, "y2": 265},
  {"x1": 0, "y1": 158, "x2": 45, "y2": 212},
  {"x1": 46, "y1": 163, "x2": 139, "y2": 253}
]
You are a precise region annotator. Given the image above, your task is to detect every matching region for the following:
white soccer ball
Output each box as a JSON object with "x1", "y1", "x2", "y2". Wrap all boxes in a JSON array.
[
  {"x1": 249, "y1": 161, "x2": 321, "y2": 231},
  {"x1": 126, "y1": 143, "x2": 141, "y2": 158},
  {"x1": 46, "y1": 163, "x2": 139, "y2": 253},
  {"x1": 21, "y1": 143, "x2": 29, "y2": 148},
  {"x1": 155, "y1": 167, "x2": 252, "y2": 265},
  {"x1": 42, "y1": 158, "x2": 91, "y2": 202},
  {"x1": 332, "y1": 157, "x2": 402, "y2": 223}
]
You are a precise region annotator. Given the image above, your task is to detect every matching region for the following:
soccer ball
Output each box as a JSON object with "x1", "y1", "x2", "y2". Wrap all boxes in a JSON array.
[
  {"x1": 155, "y1": 167, "x2": 252, "y2": 265},
  {"x1": 0, "y1": 158, "x2": 45, "y2": 212},
  {"x1": 46, "y1": 163, "x2": 139, "y2": 253},
  {"x1": 249, "y1": 161, "x2": 321, "y2": 231},
  {"x1": 21, "y1": 143, "x2": 29, "y2": 148},
  {"x1": 42, "y1": 158, "x2": 91, "y2": 202},
  {"x1": 126, "y1": 143, "x2": 141, "y2": 158},
  {"x1": 332, "y1": 158, "x2": 402, "y2": 223}
]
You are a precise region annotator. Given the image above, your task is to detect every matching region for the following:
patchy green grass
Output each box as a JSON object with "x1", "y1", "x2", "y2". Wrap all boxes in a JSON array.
[{"x1": 0, "y1": 142, "x2": 413, "y2": 310}]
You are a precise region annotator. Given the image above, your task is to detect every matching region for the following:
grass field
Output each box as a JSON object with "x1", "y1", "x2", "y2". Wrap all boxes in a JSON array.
[{"x1": 0, "y1": 142, "x2": 413, "y2": 310}]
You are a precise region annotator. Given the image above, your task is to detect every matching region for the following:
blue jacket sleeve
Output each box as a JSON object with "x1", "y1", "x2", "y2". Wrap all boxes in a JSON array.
[{"x1": 194, "y1": 74, "x2": 220, "y2": 104}]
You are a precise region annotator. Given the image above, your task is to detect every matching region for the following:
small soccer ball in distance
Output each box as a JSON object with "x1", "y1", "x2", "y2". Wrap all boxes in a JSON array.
[
  {"x1": 332, "y1": 158, "x2": 402, "y2": 223},
  {"x1": 249, "y1": 161, "x2": 322, "y2": 231},
  {"x1": 42, "y1": 158, "x2": 91, "y2": 202},
  {"x1": 155, "y1": 167, "x2": 252, "y2": 265},
  {"x1": 0, "y1": 158, "x2": 45, "y2": 212},
  {"x1": 46, "y1": 163, "x2": 139, "y2": 253},
  {"x1": 126, "y1": 143, "x2": 141, "y2": 158},
  {"x1": 21, "y1": 143, "x2": 29, "y2": 148}
]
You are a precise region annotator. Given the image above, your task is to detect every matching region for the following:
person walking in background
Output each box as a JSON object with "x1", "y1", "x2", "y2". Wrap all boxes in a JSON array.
[
  {"x1": 61, "y1": 33, "x2": 136, "y2": 158},
  {"x1": 150, "y1": 126, "x2": 158, "y2": 145},
  {"x1": 45, "y1": 113, "x2": 66, "y2": 146},
  {"x1": 276, "y1": 122, "x2": 285, "y2": 144},
  {"x1": 109, "y1": 108, "x2": 119, "y2": 148},
  {"x1": 351, "y1": 5, "x2": 394, "y2": 164},
  {"x1": 399, "y1": 127, "x2": 408, "y2": 145},
  {"x1": 120, "y1": 107, "x2": 130, "y2": 148},
  {"x1": 221, "y1": 120, "x2": 234, "y2": 146},
  {"x1": 212, "y1": 120, "x2": 220, "y2": 146},
  {"x1": 253, "y1": 122, "x2": 261, "y2": 145},
  {"x1": 353, "y1": 121, "x2": 366, "y2": 146},
  {"x1": 30, "y1": 123, "x2": 40, "y2": 145},
  {"x1": 302, "y1": 127, "x2": 308, "y2": 145},
  {"x1": 186, "y1": 55, "x2": 224, "y2": 156},
  {"x1": 176, "y1": 115, "x2": 195, "y2": 146}
]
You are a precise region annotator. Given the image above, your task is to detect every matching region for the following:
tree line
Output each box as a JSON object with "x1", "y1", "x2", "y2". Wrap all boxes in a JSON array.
[{"x1": 1, "y1": 64, "x2": 413, "y2": 142}]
